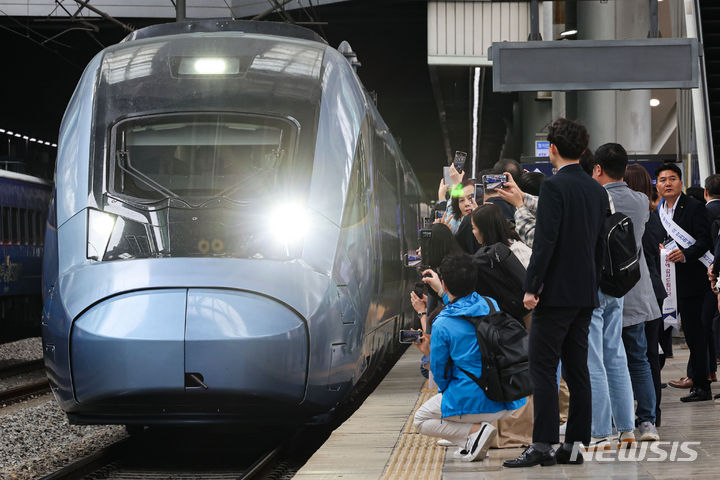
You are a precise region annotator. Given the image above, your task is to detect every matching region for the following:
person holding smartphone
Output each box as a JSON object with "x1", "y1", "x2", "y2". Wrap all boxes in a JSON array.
[{"x1": 413, "y1": 254, "x2": 526, "y2": 461}]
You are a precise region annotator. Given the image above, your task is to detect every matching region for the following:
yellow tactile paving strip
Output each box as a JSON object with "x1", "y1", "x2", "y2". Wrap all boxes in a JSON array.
[{"x1": 380, "y1": 382, "x2": 444, "y2": 480}]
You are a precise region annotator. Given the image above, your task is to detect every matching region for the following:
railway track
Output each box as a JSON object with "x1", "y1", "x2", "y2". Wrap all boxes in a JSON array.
[
  {"x1": 0, "y1": 359, "x2": 50, "y2": 405},
  {"x1": 0, "y1": 358, "x2": 44, "y2": 379},
  {"x1": 0, "y1": 379, "x2": 50, "y2": 404},
  {"x1": 38, "y1": 429, "x2": 284, "y2": 480}
]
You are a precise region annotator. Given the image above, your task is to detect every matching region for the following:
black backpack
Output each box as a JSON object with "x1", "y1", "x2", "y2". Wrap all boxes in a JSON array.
[
  {"x1": 444, "y1": 297, "x2": 532, "y2": 403},
  {"x1": 472, "y1": 243, "x2": 528, "y2": 321},
  {"x1": 599, "y1": 194, "x2": 641, "y2": 298}
]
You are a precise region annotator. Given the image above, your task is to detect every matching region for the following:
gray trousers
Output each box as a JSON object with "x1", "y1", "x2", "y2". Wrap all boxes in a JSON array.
[{"x1": 413, "y1": 393, "x2": 510, "y2": 445}]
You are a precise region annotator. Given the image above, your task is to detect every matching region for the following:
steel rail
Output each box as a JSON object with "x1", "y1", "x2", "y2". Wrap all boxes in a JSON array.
[
  {"x1": 0, "y1": 359, "x2": 45, "y2": 379},
  {"x1": 0, "y1": 379, "x2": 50, "y2": 404},
  {"x1": 38, "y1": 438, "x2": 131, "y2": 480}
]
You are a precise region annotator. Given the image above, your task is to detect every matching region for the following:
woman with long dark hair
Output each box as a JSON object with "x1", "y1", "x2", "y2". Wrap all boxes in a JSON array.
[
  {"x1": 625, "y1": 163, "x2": 668, "y2": 426},
  {"x1": 470, "y1": 204, "x2": 531, "y2": 268}
]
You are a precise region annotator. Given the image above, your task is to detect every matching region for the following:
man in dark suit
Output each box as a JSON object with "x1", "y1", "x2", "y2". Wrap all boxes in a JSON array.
[
  {"x1": 656, "y1": 163, "x2": 713, "y2": 402},
  {"x1": 681, "y1": 175, "x2": 720, "y2": 393},
  {"x1": 504, "y1": 119, "x2": 608, "y2": 468}
]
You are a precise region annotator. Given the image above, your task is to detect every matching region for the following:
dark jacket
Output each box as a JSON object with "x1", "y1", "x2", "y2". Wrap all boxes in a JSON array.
[
  {"x1": 455, "y1": 214, "x2": 480, "y2": 255},
  {"x1": 643, "y1": 210, "x2": 667, "y2": 301},
  {"x1": 705, "y1": 199, "x2": 720, "y2": 277},
  {"x1": 523, "y1": 163, "x2": 609, "y2": 308},
  {"x1": 485, "y1": 196, "x2": 516, "y2": 223},
  {"x1": 662, "y1": 193, "x2": 711, "y2": 299}
]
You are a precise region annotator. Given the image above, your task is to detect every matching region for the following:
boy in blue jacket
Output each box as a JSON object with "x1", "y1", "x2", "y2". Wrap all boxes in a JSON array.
[{"x1": 413, "y1": 253, "x2": 526, "y2": 461}]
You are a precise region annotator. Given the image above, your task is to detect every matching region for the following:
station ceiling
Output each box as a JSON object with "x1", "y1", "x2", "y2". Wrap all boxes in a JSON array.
[{"x1": 0, "y1": 0, "x2": 457, "y2": 195}]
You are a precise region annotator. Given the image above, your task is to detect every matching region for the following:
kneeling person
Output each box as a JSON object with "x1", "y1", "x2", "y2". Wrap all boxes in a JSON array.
[{"x1": 413, "y1": 253, "x2": 527, "y2": 461}]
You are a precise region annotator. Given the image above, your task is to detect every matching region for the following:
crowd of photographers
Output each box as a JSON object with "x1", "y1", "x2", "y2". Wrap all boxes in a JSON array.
[{"x1": 408, "y1": 117, "x2": 720, "y2": 467}]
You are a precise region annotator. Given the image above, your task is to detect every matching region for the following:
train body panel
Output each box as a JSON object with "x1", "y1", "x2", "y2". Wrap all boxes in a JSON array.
[{"x1": 42, "y1": 19, "x2": 424, "y2": 425}]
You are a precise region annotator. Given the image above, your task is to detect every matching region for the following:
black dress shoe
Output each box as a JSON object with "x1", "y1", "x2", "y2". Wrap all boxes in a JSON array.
[
  {"x1": 680, "y1": 387, "x2": 712, "y2": 402},
  {"x1": 503, "y1": 445, "x2": 557, "y2": 468},
  {"x1": 555, "y1": 443, "x2": 584, "y2": 465}
]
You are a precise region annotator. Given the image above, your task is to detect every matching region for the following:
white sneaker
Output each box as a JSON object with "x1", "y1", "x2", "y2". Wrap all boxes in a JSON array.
[
  {"x1": 583, "y1": 436, "x2": 612, "y2": 451},
  {"x1": 437, "y1": 439, "x2": 456, "y2": 447},
  {"x1": 452, "y1": 447, "x2": 469, "y2": 458},
  {"x1": 559, "y1": 422, "x2": 567, "y2": 435},
  {"x1": 638, "y1": 422, "x2": 660, "y2": 442},
  {"x1": 461, "y1": 423, "x2": 497, "y2": 462},
  {"x1": 617, "y1": 430, "x2": 636, "y2": 448}
]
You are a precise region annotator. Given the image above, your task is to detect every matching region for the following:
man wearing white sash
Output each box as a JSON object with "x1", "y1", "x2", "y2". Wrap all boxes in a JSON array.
[{"x1": 655, "y1": 163, "x2": 713, "y2": 402}]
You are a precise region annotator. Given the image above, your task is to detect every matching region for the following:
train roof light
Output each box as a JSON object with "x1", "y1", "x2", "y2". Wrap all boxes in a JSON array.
[{"x1": 178, "y1": 57, "x2": 240, "y2": 76}]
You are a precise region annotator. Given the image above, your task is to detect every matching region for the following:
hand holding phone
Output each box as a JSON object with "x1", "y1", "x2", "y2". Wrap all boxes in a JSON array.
[{"x1": 453, "y1": 151, "x2": 467, "y2": 173}]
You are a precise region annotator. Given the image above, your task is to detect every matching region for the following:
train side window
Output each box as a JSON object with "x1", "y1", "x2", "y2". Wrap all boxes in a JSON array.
[
  {"x1": 8, "y1": 207, "x2": 16, "y2": 244},
  {"x1": 341, "y1": 137, "x2": 370, "y2": 228},
  {"x1": 378, "y1": 142, "x2": 397, "y2": 188},
  {"x1": 19, "y1": 208, "x2": 27, "y2": 245},
  {"x1": 29, "y1": 210, "x2": 36, "y2": 245},
  {"x1": 35, "y1": 210, "x2": 45, "y2": 245},
  {"x1": 2, "y1": 207, "x2": 10, "y2": 244},
  {"x1": 0, "y1": 207, "x2": 4, "y2": 244}
]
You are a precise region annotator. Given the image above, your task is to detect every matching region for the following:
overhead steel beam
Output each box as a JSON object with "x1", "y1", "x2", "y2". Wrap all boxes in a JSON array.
[{"x1": 490, "y1": 38, "x2": 699, "y2": 92}]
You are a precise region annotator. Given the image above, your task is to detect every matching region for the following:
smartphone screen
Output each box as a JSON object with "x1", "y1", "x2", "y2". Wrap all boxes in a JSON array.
[
  {"x1": 406, "y1": 249, "x2": 421, "y2": 267},
  {"x1": 453, "y1": 151, "x2": 467, "y2": 173},
  {"x1": 443, "y1": 166, "x2": 452, "y2": 187},
  {"x1": 399, "y1": 329, "x2": 422, "y2": 344},
  {"x1": 482, "y1": 174, "x2": 508, "y2": 190},
  {"x1": 474, "y1": 184, "x2": 484, "y2": 205}
]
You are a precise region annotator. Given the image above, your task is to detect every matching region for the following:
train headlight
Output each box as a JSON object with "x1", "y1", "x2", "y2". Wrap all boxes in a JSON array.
[
  {"x1": 270, "y1": 203, "x2": 309, "y2": 256},
  {"x1": 177, "y1": 57, "x2": 240, "y2": 75},
  {"x1": 87, "y1": 209, "x2": 117, "y2": 261}
]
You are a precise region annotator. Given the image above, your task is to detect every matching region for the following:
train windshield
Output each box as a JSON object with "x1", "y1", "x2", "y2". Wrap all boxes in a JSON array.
[{"x1": 111, "y1": 113, "x2": 297, "y2": 206}]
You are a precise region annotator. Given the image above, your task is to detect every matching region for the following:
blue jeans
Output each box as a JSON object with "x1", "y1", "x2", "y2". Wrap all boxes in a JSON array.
[
  {"x1": 622, "y1": 323, "x2": 656, "y2": 425},
  {"x1": 588, "y1": 291, "x2": 635, "y2": 437}
]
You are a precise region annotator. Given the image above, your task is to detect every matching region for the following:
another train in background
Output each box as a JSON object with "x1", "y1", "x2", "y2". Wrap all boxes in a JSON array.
[{"x1": 0, "y1": 132, "x2": 53, "y2": 342}]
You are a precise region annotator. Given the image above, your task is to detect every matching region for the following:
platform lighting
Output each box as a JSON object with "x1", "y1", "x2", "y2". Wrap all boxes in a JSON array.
[
  {"x1": 14, "y1": 133, "x2": 21, "y2": 137},
  {"x1": 22, "y1": 136, "x2": 29, "y2": 140},
  {"x1": 44, "y1": 141, "x2": 51, "y2": 145},
  {"x1": 560, "y1": 29, "x2": 578, "y2": 37},
  {"x1": 29, "y1": 138, "x2": 36, "y2": 142},
  {"x1": 5, "y1": 131, "x2": 12, "y2": 135},
  {"x1": 650, "y1": 98, "x2": 661, "y2": 107},
  {"x1": 0, "y1": 129, "x2": 5, "y2": 133},
  {"x1": 52, "y1": 143, "x2": 57, "y2": 147}
]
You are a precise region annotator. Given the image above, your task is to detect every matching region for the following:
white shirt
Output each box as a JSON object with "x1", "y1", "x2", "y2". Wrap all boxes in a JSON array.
[{"x1": 663, "y1": 195, "x2": 680, "y2": 219}]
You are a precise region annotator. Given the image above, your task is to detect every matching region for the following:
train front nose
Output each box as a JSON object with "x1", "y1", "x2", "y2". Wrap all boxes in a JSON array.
[{"x1": 70, "y1": 288, "x2": 308, "y2": 420}]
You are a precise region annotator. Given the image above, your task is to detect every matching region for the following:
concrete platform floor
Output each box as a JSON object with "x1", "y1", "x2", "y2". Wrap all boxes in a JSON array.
[{"x1": 294, "y1": 343, "x2": 720, "y2": 480}]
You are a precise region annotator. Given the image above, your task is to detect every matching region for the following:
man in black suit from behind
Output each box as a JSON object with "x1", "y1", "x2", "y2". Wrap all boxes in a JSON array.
[
  {"x1": 504, "y1": 119, "x2": 608, "y2": 468},
  {"x1": 656, "y1": 163, "x2": 713, "y2": 402}
]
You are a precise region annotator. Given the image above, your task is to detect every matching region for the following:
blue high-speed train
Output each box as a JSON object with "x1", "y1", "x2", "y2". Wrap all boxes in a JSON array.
[{"x1": 42, "y1": 19, "x2": 427, "y2": 426}]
